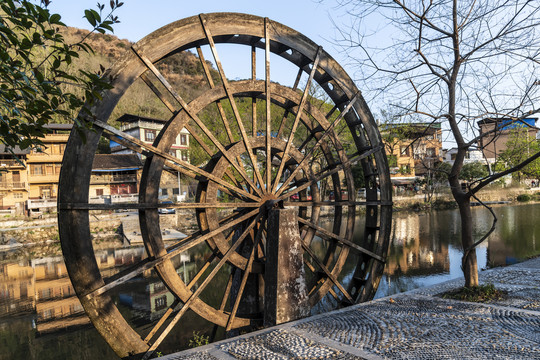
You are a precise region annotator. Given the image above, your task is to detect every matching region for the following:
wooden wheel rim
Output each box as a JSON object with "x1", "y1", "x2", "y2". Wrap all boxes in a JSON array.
[{"x1": 58, "y1": 13, "x2": 392, "y2": 359}]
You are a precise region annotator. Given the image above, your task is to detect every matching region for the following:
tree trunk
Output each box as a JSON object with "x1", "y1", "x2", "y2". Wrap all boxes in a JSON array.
[
  {"x1": 457, "y1": 197, "x2": 479, "y2": 287},
  {"x1": 450, "y1": 175, "x2": 479, "y2": 288}
]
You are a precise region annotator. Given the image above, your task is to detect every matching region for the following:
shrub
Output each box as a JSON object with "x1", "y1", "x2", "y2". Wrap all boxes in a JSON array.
[
  {"x1": 442, "y1": 283, "x2": 506, "y2": 302},
  {"x1": 517, "y1": 194, "x2": 531, "y2": 202},
  {"x1": 188, "y1": 331, "x2": 209, "y2": 348}
]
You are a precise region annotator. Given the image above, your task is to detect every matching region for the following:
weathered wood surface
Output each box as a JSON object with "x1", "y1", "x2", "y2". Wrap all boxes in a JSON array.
[{"x1": 58, "y1": 12, "x2": 392, "y2": 359}]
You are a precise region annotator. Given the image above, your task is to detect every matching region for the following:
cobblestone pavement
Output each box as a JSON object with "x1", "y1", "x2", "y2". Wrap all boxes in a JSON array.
[{"x1": 163, "y1": 257, "x2": 540, "y2": 359}]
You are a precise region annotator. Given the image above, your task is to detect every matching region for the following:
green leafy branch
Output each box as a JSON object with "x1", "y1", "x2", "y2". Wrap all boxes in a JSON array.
[{"x1": 0, "y1": 0, "x2": 123, "y2": 151}]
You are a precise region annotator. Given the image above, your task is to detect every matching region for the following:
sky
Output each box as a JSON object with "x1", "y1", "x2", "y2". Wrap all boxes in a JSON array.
[
  {"x1": 47, "y1": 0, "x2": 352, "y2": 77},
  {"x1": 48, "y1": 0, "x2": 343, "y2": 46},
  {"x1": 46, "y1": 0, "x2": 539, "y2": 149},
  {"x1": 47, "y1": 0, "x2": 369, "y2": 112}
]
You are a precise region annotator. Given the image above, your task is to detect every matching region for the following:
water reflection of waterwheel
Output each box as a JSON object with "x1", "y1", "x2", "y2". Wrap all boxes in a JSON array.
[{"x1": 58, "y1": 13, "x2": 391, "y2": 359}]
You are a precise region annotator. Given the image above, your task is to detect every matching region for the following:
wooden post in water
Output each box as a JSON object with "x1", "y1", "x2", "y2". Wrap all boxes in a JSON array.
[{"x1": 264, "y1": 207, "x2": 310, "y2": 326}]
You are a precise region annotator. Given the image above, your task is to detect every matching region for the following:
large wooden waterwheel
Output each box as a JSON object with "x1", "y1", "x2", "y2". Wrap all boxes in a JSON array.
[{"x1": 58, "y1": 13, "x2": 392, "y2": 359}]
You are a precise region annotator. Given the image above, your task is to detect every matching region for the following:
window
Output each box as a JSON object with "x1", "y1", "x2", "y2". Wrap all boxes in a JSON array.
[
  {"x1": 96, "y1": 189, "x2": 104, "y2": 196},
  {"x1": 40, "y1": 288, "x2": 51, "y2": 300},
  {"x1": 46, "y1": 165, "x2": 54, "y2": 175},
  {"x1": 12, "y1": 171, "x2": 20, "y2": 182},
  {"x1": 181, "y1": 151, "x2": 188, "y2": 161},
  {"x1": 161, "y1": 188, "x2": 168, "y2": 195},
  {"x1": 155, "y1": 295, "x2": 167, "y2": 310},
  {"x1": 153, "y1": 282, "x2": 165, "y2": 292},
  {"x1": 145, "y1": 129, "x2": 156, "y2": 142},
  {"x1": 55, "y1": 164, "x2": 61, "y2": 174},
  {"x1": 426, "y1": 148, "x2": 436, "y2": 157},
  {"x1": 40, "y1": 186, "x2": 52, "y2": 199},
  {"x1": 180, "y1": 134, "x2": 187, "y2": 145},
  {"x1": 30, "y1": 164, "x2": 43, "y2": 175},
  {"x1": 14, "y1": 193, "x2": 23, "y2": 199},
  {"x1": 173, "y1": 188, "x2": 179, "y2": 195},
  {"x1": 400, "y1": 146, "x2": 410, "y2": 157},
  {"x1": 40, "y1": 309, "x2": 54, "y2": 320}
]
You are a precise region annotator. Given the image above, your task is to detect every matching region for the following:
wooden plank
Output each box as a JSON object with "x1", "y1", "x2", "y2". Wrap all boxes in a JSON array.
[{"x1": 271, "y1": 47, "x2": 322, "y2": 193}]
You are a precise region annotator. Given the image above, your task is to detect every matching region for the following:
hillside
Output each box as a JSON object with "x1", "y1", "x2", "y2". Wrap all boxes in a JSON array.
[{"x1": 59, "y1": 26, "x2": 218, "y2": 123}]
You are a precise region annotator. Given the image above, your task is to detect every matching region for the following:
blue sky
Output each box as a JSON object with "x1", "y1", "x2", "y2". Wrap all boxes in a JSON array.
[
  {"x1": 49, "y1": 0, "x2": 343, "y2": 45},
  {"x1": 48, "y1": 1, "x2": 367, "y2": 105}
]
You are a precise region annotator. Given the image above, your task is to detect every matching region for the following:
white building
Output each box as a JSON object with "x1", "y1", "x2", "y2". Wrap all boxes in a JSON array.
[
  {"x1": 442, "y1": 148, "x2": 485, "y2": 165},
  {"x1": 111, "y1": 114, "x2": 190, "y2": 162}
]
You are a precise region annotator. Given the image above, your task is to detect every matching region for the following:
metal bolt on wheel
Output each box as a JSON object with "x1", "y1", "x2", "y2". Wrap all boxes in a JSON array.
[{"x1": 58, "y1": 13, "x2": 392, "y2": 359}]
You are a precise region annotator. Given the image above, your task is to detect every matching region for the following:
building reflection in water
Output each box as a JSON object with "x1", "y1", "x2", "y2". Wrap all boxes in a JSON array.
[
  {"x1": 1, "y1": 204, "x2": 539, "y2": 358},
  {"x1": 378, "y1": 212, "x2": 452, "y2": 297},
  {"x1": 0, "y1": 247, "x2": 145, "y2": 334}
]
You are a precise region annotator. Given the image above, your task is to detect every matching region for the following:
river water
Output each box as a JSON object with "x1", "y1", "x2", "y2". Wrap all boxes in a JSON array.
[{"x1": 1, "y1": 203, "x2": 539, "y2": 359}]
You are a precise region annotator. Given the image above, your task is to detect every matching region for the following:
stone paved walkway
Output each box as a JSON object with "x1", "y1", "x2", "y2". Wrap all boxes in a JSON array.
[{"x1": 163, "y1": 257, "x2": 540, "y2": 359}]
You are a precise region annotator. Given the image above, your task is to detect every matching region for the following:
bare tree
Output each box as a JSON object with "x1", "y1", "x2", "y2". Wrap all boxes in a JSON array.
[{"x1": 331, "y1": 0, "x2": 540, "y2": 287}]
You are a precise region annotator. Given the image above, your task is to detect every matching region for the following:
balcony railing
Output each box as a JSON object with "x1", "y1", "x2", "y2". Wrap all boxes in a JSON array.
[
  {"x1": 0, "y1": 160, "x2": 25, "y2": 168},
  {"x1": 27, "y1": 198, "x2": 56, "y2": 209},
  {"x1": 89, "y1": 194, "x2": 138, "y2": 204},
  {"x1": 0, "y1": 182, "x2": 26, "y2": 189},
  {"x1": 90, "y1": 174, "x2": 137, "y2": 184}
]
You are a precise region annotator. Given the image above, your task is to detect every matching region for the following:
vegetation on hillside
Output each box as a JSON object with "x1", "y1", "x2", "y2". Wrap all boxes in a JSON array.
[{"x1": 0, "y1": 0, "x2": 123, "y2": 150}]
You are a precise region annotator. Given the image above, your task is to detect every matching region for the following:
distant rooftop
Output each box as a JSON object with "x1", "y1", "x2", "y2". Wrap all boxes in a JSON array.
[
  {"x1": 381, "y1": 122, "x2": 442, "y2": 136},
  {"x1": 116, "y1": 114, "x2": 167, "y2": 124},
  {"x1": 477, "y1": 117, "x2": 536, "y2": 130},
  {"x1": 92, "y1": 154, "x2": 142, "y2": 170},
  {"x1": 44, "y1": 123, "x2": 73, "y2": 130},
  {"x1": 0, "y1": 145, "x2": 30, "y2": 155}
]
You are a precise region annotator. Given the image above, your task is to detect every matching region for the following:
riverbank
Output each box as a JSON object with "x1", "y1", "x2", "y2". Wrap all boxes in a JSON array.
[
  {"x1": 0, "y1": 186, "x2": 538, "y2": 253},
  {"x1": 164, "y1": 256, "x2": 540, "y2": 360},
  {"x1": 393, "y1": 186, "x2": 540, "y2": 212}
]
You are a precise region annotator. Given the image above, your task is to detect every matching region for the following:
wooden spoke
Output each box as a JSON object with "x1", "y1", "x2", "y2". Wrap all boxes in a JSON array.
[
  {"x1": 92, "y1": 119, "x2": 260, "y2": 202},
  {"x1": 276, "y1": 92, "x2": 360, "y2": 196},
  {"x1": 211, "y1": 273, "x2": 234, "y2": 342},
  {"x1": 196, "y1": 46, "x2": 235, "y2": 143},
  {"x1": 187, "y1": 252, "x2": 218, "y2": 289},
  {"x1": 104, "y1": 130, "x2": 248, "y2": 202},
  {"x1": 140, "y1": 71, "x2": 226, "y2": 165},
  {"x1": 131, "y1": 47, "x2": 263, "y2": 197},
  {"x1": 301, "y1": 240, "x2": 354, "y2": 304},
  {"x1": 282, "y1": 201, "x2": 390, "y2": 207},
  {"x1": 141, "y1": 213, "x2": 262, "y2": 359},
  {"x1": 296, "y1": 217, "x2": 384, "y2": 262},
  {"x1": 57, "y1": 14, "x2": 393, "y2": 359},
  {"x1": 139, "y1": 72, "x2": 177, "y2": 113},
  {"x1": 225, "y1": 216, "x2": 265, "y2": 331},
  {"x1": 298, "y1": 131, "x2": 317, "y2": 152},
  {"x1": 265, "y1": 18, "x2": 272, "y2": 192},
  {"x1": 276, "y1": 67, "x2": 303, "y2": 139},
  {"x1": 101, "y1": 131, "x2": 147, "y2": 157},
  {"x1": 83, "y1": 209, "x2": 260, "y2": 301},
  {"x1": 59, "y1": 202, "x2": 259, "y2": 211},
  {"x1": 141, "y1": 71, "x2": 217, "y2": 160},
  {"x1": 252, "y1": 45, "x2": 257, "y2": 137},
  {"x1": 277, "y1": 146, "x2": 382, "y2": 200},
  {"x1": 144, "y1": 298, "x2": 181, "y2": 343},
  {"x1": 325, "y1": 103, "x2": 339, "y2": 121},
  {"x1": 327, "y1": 287, "x2": 341, "y2": 303},
  {"x1": 271, "y1": 47, "x2": 322, "y2": 193},
  {"x1": 199, "y1": 14, "x2": 266, "y2": 193},
  {"x1": 165, "y1": 208, "x2": 259, "y2": 257},
  {"x1": 141, "y1": 70, "x2": 237, "y2": 175}
]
